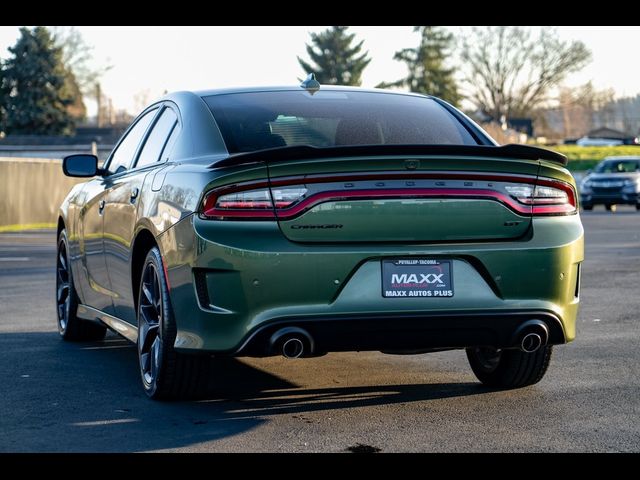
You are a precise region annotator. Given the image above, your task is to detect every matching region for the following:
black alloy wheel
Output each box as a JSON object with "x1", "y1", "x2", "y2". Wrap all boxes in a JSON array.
[
  {"x1": 137, "y1": 247, "x2": 212, "y2": 400},
  {"x1": 56, "y1": 239, "x2": 71, "y2": 332},
  {"x1": 56, "y1": 230, "x2": 106, "y2": 341},
  {"x1": 138, "y1": 261, "x2": 163, "y2": 389}
]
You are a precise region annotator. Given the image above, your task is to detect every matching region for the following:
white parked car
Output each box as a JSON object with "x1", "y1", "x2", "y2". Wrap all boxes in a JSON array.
[{"x1": 576, "y1": 137, "x2": 623, "y2": 147}]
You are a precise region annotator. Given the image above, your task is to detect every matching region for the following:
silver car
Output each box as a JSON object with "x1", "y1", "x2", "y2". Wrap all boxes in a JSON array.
[{"x1": 580, "y1": 156, "x2": 640, "y2": 211}]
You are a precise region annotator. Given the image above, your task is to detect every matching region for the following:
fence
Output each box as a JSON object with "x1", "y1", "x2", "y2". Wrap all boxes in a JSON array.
[
  {"x1": 0, "y1": 144, "x2": 112, "y2": 161},
  {"x1": 0, "y1": 157, "x2": 82, "y2": 229}
]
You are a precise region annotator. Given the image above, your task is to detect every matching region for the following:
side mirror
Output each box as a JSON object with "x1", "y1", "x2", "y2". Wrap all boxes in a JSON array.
[
  {"x1": 62, "y1": 154, "x2": 100, "y2": 177},
  {"x1": 586, "y1": 169, "x2": 592, "y2": 175}
]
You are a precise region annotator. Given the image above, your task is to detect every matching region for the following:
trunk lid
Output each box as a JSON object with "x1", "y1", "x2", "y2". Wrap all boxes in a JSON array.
[{"x1": 266, "y1": 155, "x2": 539, "y2": 243}]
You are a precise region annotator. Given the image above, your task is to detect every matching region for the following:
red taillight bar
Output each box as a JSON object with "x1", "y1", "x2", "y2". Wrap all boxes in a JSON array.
[{"x1": 200, "y1": 172, "x2": 577, "y2": 220}]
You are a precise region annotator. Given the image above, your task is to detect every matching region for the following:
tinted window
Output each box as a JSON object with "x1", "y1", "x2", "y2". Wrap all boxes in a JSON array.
[
  {"x1": 107, "y1": 109, "x2": 157, "y2": 174},
  {"x1": 136, "y1": 108, "x2": 178, "y2": 168},
  {"x1": 205, "y1": 90, "x2": 477, "y2": 154},
  {"x1": 595, "y1": 159, "x2": 640, "y2": 173},
  {"x1": 159, "y1": 120, "x2": 180, "y2": 161}
]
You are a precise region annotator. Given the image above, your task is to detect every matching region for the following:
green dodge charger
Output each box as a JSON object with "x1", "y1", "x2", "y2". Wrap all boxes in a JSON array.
[{"x1": 57, "y1": 81, "x2": 584, "y2": 399}]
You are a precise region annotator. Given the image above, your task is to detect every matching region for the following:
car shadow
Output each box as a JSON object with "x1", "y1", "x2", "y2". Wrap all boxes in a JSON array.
[{"x1": 0, "y1": 331, "x2": 486, "y2": 452}]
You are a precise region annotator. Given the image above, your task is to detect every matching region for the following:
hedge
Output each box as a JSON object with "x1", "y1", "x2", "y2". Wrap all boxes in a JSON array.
[{"x1": 545, "y1": 145, "x2": 640, "y2": 171}]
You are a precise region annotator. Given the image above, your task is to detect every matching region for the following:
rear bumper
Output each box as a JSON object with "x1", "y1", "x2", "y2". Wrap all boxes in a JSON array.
[
  {"x1": 234, "y1": 310, "x2": 565, "y2": 356},
  {"x1": 158, "y1": 213, "x2": 584, "y2": 354}
]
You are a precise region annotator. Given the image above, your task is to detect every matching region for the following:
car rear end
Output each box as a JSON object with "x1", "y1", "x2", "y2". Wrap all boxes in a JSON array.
[{"x1": 161, "y1": 89, "x2": 583, "y2": 360}]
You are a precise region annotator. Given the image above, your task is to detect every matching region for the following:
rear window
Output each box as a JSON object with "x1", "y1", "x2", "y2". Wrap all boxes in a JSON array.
[{"x1": 204, "y1": 90, "x2": 477, "y2": 154}]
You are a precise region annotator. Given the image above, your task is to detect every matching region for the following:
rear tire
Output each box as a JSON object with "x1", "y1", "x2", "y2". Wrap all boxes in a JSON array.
[
  {"x1": 466, "y1": 345, "x2": 553, "y2": 389},
  {"x1": 636, "y1": 204, "x2": 640, "y2": 211},
  {"x1": 137, "y1": 247, "x2": 211, "y2": 400},
  {"x1": 56, "y1": 230, "x2": 107, "y2": 341},
  {"x1": 582, "y1": 204, "x2": 593, "y2": 211}
]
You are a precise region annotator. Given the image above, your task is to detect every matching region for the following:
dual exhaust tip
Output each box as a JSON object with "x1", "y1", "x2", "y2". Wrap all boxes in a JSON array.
[
  {"x1": 282, "y1": 337, "x2": 305, "y2": 358},
  {"x1": 515, "y1": 320, "x2": 549, "y2": 353},
  {"x1": 270, "y1": 327, "x2": 314, "y2": 359}
]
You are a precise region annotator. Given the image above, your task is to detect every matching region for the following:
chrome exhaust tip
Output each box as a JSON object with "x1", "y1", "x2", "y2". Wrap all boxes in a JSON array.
[
  {"x1": 512, "y1": 320, "x2": 549, "y2": 353},
  {"x1": 269, "y1": 327, "x2": 314, "y2": 358},
  {"x1": 282, "y1": 337, "x2": 305, "y2": 358},
  {"x1": 520, "y1": 332, "x2": 543, "y2": 353}
]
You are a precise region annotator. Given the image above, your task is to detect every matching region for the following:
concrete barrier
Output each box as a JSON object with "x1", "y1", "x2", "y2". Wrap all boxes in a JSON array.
[
  {"x1": 0, "y1": 145, "x2": 112, "y2": 161},
  {"x1": 0, "y1": 156, "x2": 586, "y2": 231},
  {"x1": 0, "y1": 157, "x2": 83, "y2": 228}
]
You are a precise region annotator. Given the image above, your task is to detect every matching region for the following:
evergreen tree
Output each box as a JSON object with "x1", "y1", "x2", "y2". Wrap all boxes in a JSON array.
[
  {"x1": 298, "y1": 26, "x2": 371, "y2": 86},
  {"x1": 379, "y1": 26, "x2": 461, "y2": 106},
  {"x1": 1, "y1": 27, "x2": 79, "y2": 134}
]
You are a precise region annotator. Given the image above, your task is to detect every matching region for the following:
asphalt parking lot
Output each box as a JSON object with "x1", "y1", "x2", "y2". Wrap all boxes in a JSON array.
[{"x1": 0, "y1": 208, "x2": 638, "y2": 452}]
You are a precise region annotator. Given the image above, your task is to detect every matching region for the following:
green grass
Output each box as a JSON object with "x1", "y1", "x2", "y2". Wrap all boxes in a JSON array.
[
  {"x1": 0, "y1": 222, "x2": 56, "y2": 233},
  {"x1": 547, "y1": 145, "x2": 640, "y2": 171}
]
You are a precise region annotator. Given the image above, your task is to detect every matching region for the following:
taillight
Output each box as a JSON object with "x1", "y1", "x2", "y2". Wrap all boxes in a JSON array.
[
  {"x1": 214, "y1": 189, "x2": 273, "y2": 210},
  {"x1": 200, "y1": 174, "x2": 577, "y2": 220},
  {"x1": 505, "y1": 179, "x2": 576, "y2": 215},
  {"x1": 271, "y1": 187, "x2": 308, "y2": 208},
  {"x1": 201, "y1": 186, "x2": 307, "y2": 219}
]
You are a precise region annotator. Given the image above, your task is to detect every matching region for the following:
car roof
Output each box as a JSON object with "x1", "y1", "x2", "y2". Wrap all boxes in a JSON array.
[{"x1": 192, "y1": 84, "x2": 430, "y2": 99}]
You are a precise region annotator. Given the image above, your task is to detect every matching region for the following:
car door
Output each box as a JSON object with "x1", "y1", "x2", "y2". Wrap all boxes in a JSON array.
[
  {"x1": 78, "y1": 108, "x2": 158, "y2": 314},
  {"x1": 76, "y1": 178, "x2": 114, "y2": 313},
  {"x1": 103, "y1": 105, "x2": 179, "y2": 325}
]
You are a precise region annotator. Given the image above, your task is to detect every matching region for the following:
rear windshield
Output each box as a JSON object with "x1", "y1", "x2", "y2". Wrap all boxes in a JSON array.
[
  {"x1": 204, "y1": 90, "x2": 478, "y2": 154},
  {"x1": 596, "y1": 159, "x2": 640, "y2": 173}
]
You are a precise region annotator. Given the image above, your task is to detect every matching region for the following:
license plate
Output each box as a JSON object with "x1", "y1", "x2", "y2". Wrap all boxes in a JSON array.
[{"x1": 382, "y1": 259, "x2": 454, "y2": 298}]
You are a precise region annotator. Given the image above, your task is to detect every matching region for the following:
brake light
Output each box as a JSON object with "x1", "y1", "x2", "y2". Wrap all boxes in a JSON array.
[
  {"x1": 200, "y1": 173, "x2": 577, "y2": 220},
  {"x1": 505, "y1": 179, "x2": 576, "y2": 215},
  {"x1": 201, "y1": 186, "x2": 307, "y2": 219},
  {"x1": 214, "y1": 189, "x2": 273, "y2": 210}
]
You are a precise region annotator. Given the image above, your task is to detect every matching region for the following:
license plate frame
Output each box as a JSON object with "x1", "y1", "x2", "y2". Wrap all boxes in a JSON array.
[{"x1": 381, "y1": 259, "x2": 454, "y2": 298}]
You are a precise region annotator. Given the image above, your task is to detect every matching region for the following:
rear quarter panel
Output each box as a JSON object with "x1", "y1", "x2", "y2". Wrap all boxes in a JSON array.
[{"x1": 136, "y1": 161, "x2": 270, "y2": 238}]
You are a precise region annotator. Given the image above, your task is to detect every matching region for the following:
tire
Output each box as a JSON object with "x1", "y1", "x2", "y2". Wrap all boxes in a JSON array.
[
  {"x1": 582, "y1": 204, "x2": 593, "y2": 211},
  {"x1": 56, "y1": 230, "x2": 107, "y2": 341},
  {"x1": 636, "y1": 204, "x2": 640, "y2": 211},
  {"x1": 466, "y1": 345, "x2": 553, "y2": 389},
  {"x1": 137, "y1": 247, "x2": 211, "y2": 400},
  {"x1": 605, "y1": 204, "x2": 616, "y2": 212}
]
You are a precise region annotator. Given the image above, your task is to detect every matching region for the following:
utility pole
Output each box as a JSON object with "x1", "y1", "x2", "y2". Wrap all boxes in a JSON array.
[{"x1": 95, "y1": 82, "x2": 102, "y2": 127}]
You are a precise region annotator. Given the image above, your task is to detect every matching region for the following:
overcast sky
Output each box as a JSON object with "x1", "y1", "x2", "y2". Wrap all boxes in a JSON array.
[{"x1": 0, "y1": 26, "x2": 638, "y2": 115}]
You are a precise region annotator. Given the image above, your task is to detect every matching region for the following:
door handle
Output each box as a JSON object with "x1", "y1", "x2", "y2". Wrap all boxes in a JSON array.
[
  {"x1": 130, "y1": 187, "x2": 139, "y2": 201},
  {"x1": 98, "y1": 200, "x2": 105, "y2": 212}
]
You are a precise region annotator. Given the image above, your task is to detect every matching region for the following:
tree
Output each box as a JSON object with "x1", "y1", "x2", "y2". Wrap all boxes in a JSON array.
[
  {"x1": 298, "y1": 26, "x2": 371, "y2": 85},
  {"x1": 461, "y1": 27, "x2": 591, "y2": 121},
  {"x1": 378, "y1": 26, "x2": 461, "y2": 106},
  {"x1": 557, "y1": 82, "x2": 615, "y2": 138},
  {"x1": 52, "y1": 27, "x2": 112, "y2": 126},
  {"x1": 1, "y1": 27, "x2": 79, "y2": 134},
  {"x1": 51, "y1": 27, "x2": 108, "y2": 92}
]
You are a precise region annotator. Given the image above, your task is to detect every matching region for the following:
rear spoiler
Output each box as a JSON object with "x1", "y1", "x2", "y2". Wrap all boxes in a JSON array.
[{"x1": 211, "y1": 144, "x2": 567, "y2": 169}]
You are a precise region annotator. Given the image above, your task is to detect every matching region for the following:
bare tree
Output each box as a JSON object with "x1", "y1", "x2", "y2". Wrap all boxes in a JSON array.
[
  {"x1": 557, "y1": 82, "x2": 615, "y2": 138},
  {"x1": 133, "y1": 89, "x2": 153, "y2": 113},
  {"x1": 51, "y1": 27, "x2": 111, "y2": 93},
  {"x1": 461, "y1": 27, "x2": 591, "y2": 121}
]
